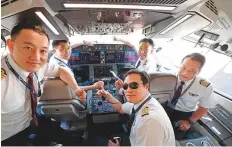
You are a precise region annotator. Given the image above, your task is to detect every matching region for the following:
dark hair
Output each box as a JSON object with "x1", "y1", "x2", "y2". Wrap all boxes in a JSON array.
[
  {"x1": 125, "y1": 69, "x2": 150, "y2": 85},
  {"x1": 181, "y1": 53, "x2": 206, "y2": 69},
  {"x1": 52, "y1": 40, "x2": 69, "y2": 48},
  {"x1": 139, "y1": 38, "x2": 154, "y2": 47},
  {"x1": 11, "y1": 21, "x2": 49, "y2": 41}
]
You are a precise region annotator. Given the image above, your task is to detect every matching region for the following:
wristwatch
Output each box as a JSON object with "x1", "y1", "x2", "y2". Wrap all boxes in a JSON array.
[{"x1": 188, "y1": 119, "x2": 195, "y2": 126}]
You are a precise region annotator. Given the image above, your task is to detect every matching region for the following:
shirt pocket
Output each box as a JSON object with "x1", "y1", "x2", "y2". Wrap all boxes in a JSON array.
[
  {"x1": 183, "y1": 92, "x2": 200, "y2": 108},
  {"x1": 2, "y1": 90, "x2": 26, "y2": 114}
]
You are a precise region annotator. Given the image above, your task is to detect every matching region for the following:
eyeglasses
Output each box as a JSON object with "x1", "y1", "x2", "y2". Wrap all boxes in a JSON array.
[{"x1": 122, "y1": 82, "x2": 143, "y2": 90}]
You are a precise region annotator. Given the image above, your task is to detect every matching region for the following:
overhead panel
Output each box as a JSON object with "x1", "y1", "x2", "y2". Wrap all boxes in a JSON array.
[
  {"x1": 59, "y1": 10, "x2": 170, "y2": 35},
  {"x1": 44, "y1": 0, "x2": 204, "y2": 35}
]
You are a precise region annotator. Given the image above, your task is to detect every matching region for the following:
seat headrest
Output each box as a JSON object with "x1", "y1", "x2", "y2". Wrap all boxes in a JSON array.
[
  {"x1": 40, "y1": 78, "x2": 75, "y2": 101},
  {"x1": 149, "y1": 73, "x2": 177, "y2": 93}
]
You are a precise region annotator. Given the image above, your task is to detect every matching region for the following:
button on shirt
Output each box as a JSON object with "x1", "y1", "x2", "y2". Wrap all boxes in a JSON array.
[
  {"x1": 122, "y1": 96, "x2": 175, "y2": 146},
  {"x1": 174, "y1": 76, "x2": 215, "y2": 112},
  {"x1": 49, "y1": 55, "x2": 73, "y2": 75},
  {"x1": 1, "y1": 54, "x2": 59, "y2": 141}
]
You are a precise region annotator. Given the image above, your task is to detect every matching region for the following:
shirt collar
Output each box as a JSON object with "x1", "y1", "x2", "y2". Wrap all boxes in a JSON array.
[
  {"x1": 133, "y1": 94, "x2": 151, "y2": 110},
  {"x1": 55, "y1": 55, "x2": 68, "y2": 64},
  {"x1": 139, "y1": 58, "x2": 148, "y2": 65},
  {"x1": 177, "y1": 76, "x2": 195, "y2": 86},
  {"x1": 7, "y1": 54, "x2": 30, "y2": 80}
]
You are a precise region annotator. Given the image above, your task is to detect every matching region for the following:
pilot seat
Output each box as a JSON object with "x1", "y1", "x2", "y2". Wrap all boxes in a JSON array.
[
  {"x1": 149, "y1": 73, "x2": 177, "y2": 104},
  {"x1": 38, "y1": 78, "x2": 87, "y2": 131}
]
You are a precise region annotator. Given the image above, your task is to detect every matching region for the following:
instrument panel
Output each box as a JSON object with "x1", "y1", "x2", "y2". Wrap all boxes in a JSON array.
[
  {"x1": 69, "y1": 44, "x2": 138, "y2": 65},
  {"x1": 70, "y1": 44, "x2": 136, "y2": 114}
]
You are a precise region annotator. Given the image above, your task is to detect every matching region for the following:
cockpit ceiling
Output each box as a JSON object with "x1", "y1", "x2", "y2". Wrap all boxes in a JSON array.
[
  {"x1": 59, "y1": 10, "x2": 170, "y2": 35},
  {"x1": 45, "y1": 0, "x2": 188, "y2": 12},
  {"x1": 60, "y1": 0, "x2": 187, "y2": 5},
  {"x1": 44, "y1": 0, "x2": 206, "y2": 35}
]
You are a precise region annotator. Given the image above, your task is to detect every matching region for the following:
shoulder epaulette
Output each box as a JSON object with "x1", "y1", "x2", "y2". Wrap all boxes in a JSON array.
[
  {"x1": 141, "y1": 106, "x2": 149, "y2": 117},
  {"x1": 1, "y1": 68, "x2": 7, "y2": 80},
  {"x1": 200, "y1": 79, "x2": 210, "y2": 87}
]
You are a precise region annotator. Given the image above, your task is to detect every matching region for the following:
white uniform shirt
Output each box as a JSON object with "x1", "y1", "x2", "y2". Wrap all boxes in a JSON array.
[
  {"x1": 1, "y1": 54, "x2": 59, "y2": 141},
  {"x1": 132, "y1": 44, "x2": 157, "y2": 74},
  {"x1": 122, "y1": 96, "x2": 175, "y2": 146},
  {"x1": 49, "y1": 55, "x2": 73, "y2": 75},
  {"x1": 175, "y1": 76, "x2": 215, "y2": 112},
  {"x1": 135, "y1": 58, "x2": 157, "y2": 74}
]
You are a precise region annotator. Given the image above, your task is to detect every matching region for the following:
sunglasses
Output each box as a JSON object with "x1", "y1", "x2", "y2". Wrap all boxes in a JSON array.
[{"x1": 122, "y1": 82, "x2": 143, "y2": 90}]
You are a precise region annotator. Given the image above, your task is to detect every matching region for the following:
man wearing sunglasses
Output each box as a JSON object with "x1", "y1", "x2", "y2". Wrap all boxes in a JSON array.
[
  {"x1": 96, "y1": 69, "x2": 175, "y2": 146},
  {"x1": 164, "y1": 53, "x2": 215, "y2": 140},
  {"x1": 49, "y1": 40, "x2": 104, "y2": 91}
]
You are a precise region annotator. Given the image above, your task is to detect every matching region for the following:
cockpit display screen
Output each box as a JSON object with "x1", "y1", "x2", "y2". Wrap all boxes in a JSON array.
[
  {"x1": 94, "y1": 66, "x2": 112, "y2": 78},
  {"x1": 78, "y1": 51, "x2": 101, "y2": 64},
  {"x1": 105, "y1": 51, "x2": 124, "y2": 63},
  {"x1": 70, "y1": 45, "x2": 138, "y2": 64},
  {"x1": 124, "y1": 50, "x2": 138, "y2": 63},
  {"x1": 80, "y1": 51, "x2": 90, "y2": 64},
  {"x1": 90, "y1": 51, "x2": 101, "y2": 64},
  {"x1": 105, "y1": 51, "x2": 115, "y2": 63},
  {"x1": 69, "y1": 51, "x2": 80, "y2": 65}
]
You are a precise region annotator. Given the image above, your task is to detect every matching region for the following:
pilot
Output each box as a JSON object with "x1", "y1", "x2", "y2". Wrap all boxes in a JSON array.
[
  {"x1": 49, "y1": 40, "x2": 104, "y2": 91},
  {"x1": 113, "y1": 37, "x2": 157, "y2": 90},
  {"x1": 164, "y1": 53, "x2": 215, "y2": 140},
  {"x1": 96, "y1": 69, "x2": 175, "y2": 146},
  {"x1": 113, "y1": 36, "x2": 157, "y2": 73},
  {"x1": 1, "y1": 22, "x2": 86, "y2": 145}
]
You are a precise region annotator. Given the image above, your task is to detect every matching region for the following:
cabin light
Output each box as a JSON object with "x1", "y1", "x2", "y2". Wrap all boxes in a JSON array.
[
  {"x1": 63, "y1": 3, "x2": 176, "y2": 11},
  {"x1": 35, "y1": 11, "x2": 60, "y2": 35},
  {"x1": 160, "y1": 14, "x2": 193, "y2": 35}
]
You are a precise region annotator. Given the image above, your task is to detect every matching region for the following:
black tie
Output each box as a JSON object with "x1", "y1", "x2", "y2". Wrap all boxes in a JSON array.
[
  {"x1": 171, "y1": 81, "x2": 185, "y2": 105},
  {"x1": 135, "y1": 60, "x2": 141, "y2": 68},
  {"x1": 28, "y1": 73, "x2": 39, "y2": 126},
  {"x1": 128, "y1": 107, "x2": 136, "y2": 126},
  {"x1": 126, "y1": 107, "x2": 135, "y2": 135}
]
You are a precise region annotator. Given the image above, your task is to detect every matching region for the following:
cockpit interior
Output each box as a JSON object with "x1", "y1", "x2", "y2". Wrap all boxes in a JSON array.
[{"x1": 1, "y1": 0, "x2": 232, "y2": 146}]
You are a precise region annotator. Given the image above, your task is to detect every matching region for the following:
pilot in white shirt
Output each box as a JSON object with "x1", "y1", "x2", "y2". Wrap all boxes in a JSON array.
[
  {"x1": 49, "y1": 40, "x2": 73, "y2": 74},
  {"x1": 96, "y1": 69, "x2": 175, "y2": 146},
  {"x1": 1, "y1": 54, "x2": 58, "y2": 141},
  {"x1": 164, "y1": 53, "x2": 216, "y2": 140},
  {"x1": 114, "y1": 38, "x2": 157, "y2": 92},
  {"x1": 1, "y1": 22, "x2": 86, "y2": 146},
  {"x1": 49, "y1": 54, "x2": 73, "y2": 74},
  {"x1": 135, "y1": 56, "x2": 157, "y2": 74},
  {"x1": 114, "y1": 37, "x2": 157, "y2": 74},
  {"x1": 174, "y1": 76, "x2": 214, "y2": 112},
  {"x1": 122, "y1": 96, "x2": 175, "y2": 146},
  {"x1": 49, "y1": 40, "x2": 104, "y2": 91}
]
